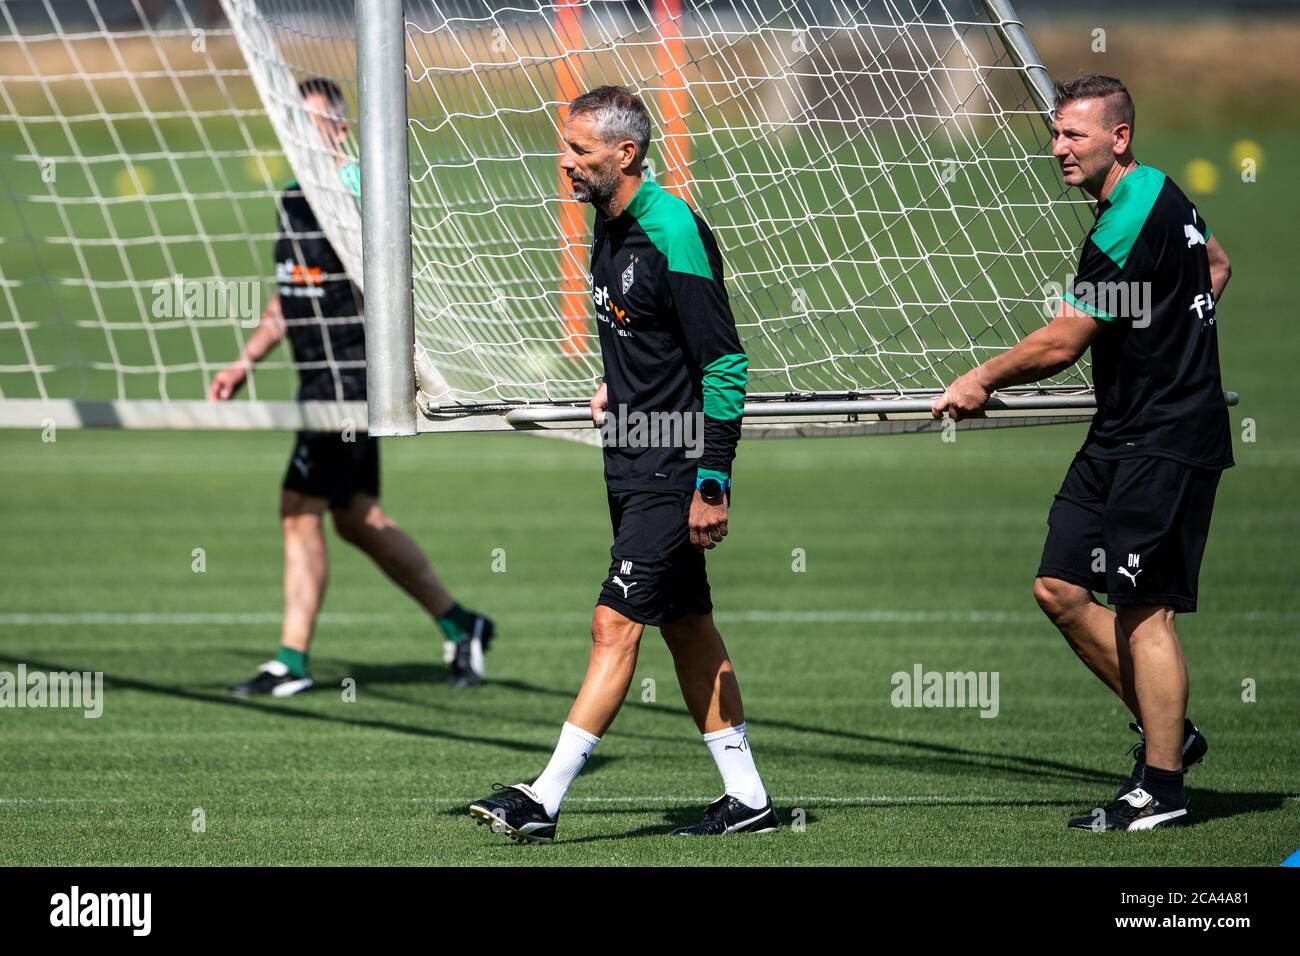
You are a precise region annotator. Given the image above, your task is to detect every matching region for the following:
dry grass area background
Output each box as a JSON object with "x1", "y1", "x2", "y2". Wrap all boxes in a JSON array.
[
  {"x1": 1032, "y1": 16, "x2": 1300, "y2": 128},
  {"x1": 3, "y1": 13, "x2": 1299, "y2": 129}
]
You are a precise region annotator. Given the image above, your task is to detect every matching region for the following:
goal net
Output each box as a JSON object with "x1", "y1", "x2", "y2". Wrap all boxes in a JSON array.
[{"x1": 0, "y1": 0, "x2": 1095, "y2": 434}]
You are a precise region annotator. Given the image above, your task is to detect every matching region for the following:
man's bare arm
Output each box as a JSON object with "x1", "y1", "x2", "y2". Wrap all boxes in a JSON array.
[
  {"x1": 1207, "y1": 234, "x2": 1231, "y2": 303},
  {"x1": 977, "y1": 306, "x2": 1102, "y2": 391},
  {"x1": 242, "y1": 292, "x2": 287, "y2": 363},
  {"x1": 209, "y1": 292, "x2": 286, "y2": 400},
  {"x1": 932, "y1": 303, "x2": 1102, "y2": 420}
]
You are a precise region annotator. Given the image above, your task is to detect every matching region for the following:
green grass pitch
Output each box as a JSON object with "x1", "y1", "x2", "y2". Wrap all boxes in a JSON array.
[{"x1": 0, "y1": 130, "x2": 1297, "y2": 866}]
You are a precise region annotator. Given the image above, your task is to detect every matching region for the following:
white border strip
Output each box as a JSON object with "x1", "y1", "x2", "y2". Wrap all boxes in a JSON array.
[{"x1": 0, "y1": 399, "x2": 368, "y2": 431}]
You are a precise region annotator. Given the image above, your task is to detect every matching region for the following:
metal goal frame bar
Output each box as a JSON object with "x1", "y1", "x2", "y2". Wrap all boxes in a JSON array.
[{"x1": 347, "y1": 1, "x2": 1233, "y2": 438}]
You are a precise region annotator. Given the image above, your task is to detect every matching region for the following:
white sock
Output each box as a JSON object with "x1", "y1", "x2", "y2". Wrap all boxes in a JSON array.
[
  {"x1": 531, "y1": 721, "x2": 600, "y2": 817},
  {"x1": 703, "y1": 722, "x2": 768, "y2": 808}
]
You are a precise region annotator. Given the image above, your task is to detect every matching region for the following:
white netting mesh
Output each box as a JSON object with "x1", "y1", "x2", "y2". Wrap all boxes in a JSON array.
[
  {"x1": 1, "y1": 0, "x2": 296, "y2": 402},
  {"x1": 388, "y1": 0, "x2": 1096, "y2": 406},
  {"x1": 1, "y1": 0, "x2": 1092, "y2": 415}
]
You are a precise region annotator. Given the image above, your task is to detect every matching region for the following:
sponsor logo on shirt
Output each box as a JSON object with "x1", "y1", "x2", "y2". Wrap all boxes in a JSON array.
[
  {"x1": 277, "y1": 258, "x2": 327, "y2": 298},
  {"x1": 1188, "y1": 291, "x2": 1216, "y2": 328},
  {"x1": 592, "y1": 278, "x2": 633, "y2": 336}
]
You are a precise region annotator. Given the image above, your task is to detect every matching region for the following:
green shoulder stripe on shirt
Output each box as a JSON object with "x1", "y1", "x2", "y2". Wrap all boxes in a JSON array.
[
  {"x1": 627, "y1": 179, "x2": 713, "y2": 279},
  {"x1": 702, "y1": 352, "x2": 748, "y2": 421},
  {"x1": 1064, "y1": 290, "x2": 1115, "y2": 322},
  {"x1": 1090, "y1": 164, "x2": 1166, "y2": 269}
]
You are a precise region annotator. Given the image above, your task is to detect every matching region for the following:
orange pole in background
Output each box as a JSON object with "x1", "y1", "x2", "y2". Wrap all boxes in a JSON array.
[
  {"x1": 556, "y1": 0, "x2": 588, "y2": 355},
  {"x1": 655, "y1": 0, "x2": 691, "y2": 203}
]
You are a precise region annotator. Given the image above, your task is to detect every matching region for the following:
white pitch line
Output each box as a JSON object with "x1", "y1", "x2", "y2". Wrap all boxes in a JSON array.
[
  {"x1": 0, "y1": 798, "x2": 129, "y2": 805},
  {"x1": 5, "y1": 795, "x2": 1297, "y2": 807},
  {"x1": 0, "y1": 612, "x2": 376, "y2": 626},
  {"x1": 3, "y1": 609, "x2": 1299, "y2": 627},
  {"x1": 425, "y1": 793, "x2": 1300, "y2": 806},
  {"x1": 415, "y1": 796, "x2": 710, "y2": 805},
  {"x1": 1, "y1": 795, "x2": 974, "y2": 807}
]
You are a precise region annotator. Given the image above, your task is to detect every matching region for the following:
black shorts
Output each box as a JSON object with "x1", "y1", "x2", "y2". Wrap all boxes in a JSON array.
[
  {"x1": 1037, "y1": 453, "x2": 1221, "y2": 613},
  {"x1": 597, "y1": 489, "x2": 712, "y2": 627},
  {"x1": 282, "y1": 431, "x2": 380, "y2": 508}
]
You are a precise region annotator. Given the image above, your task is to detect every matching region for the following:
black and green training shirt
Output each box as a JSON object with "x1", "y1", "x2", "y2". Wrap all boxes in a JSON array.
[
  {"x1": 274, "y1": 180, "x2": 365, "y2": 401},
  {"x1": 591, "y1": 178, "x2": 748, "y2": 492},
  {"x1": 1065, "y1": 163, "x2": 1233, "y2": 470}
]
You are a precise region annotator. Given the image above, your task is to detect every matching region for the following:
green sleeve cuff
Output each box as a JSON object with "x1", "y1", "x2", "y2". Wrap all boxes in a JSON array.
[
  {"x1": 1063, "y1": 290, "x2": 1114, "y2": 322},
  {"x1": 696, "y1": 467, "x2": 730, "y2": 485},
  {"x1": 702, "y1": 352, "x2": 748, "y2": 420}
]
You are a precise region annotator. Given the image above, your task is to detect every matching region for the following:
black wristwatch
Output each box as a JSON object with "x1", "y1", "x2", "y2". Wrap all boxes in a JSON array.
[{"x1": 696, "y1": 475, "x2": 729, "y2": 505}]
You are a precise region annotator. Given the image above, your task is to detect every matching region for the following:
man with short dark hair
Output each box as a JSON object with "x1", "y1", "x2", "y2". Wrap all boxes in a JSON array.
[
  {"x1": 467, "y1": 85, "x2": 776, "y2": 843},
  {"x1": 933, "y1": 75, "x2": 1233, "y2": 831},
  {"x1": 210, "y1": 78, "x2": 494, "y2": 693}
]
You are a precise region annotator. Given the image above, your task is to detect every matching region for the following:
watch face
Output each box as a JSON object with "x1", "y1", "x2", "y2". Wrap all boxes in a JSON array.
[{"x1": 699, "y1": 478, "x2": 724, "y2": 500}]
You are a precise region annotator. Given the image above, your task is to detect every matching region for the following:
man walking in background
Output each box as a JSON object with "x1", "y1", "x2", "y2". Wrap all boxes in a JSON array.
[{"x1": 210, "y1": 78, "x2": 494, "y2": 693}]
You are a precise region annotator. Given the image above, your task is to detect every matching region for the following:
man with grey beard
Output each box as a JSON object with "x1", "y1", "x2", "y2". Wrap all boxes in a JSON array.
[{"x1": 467, "y1": 86, "x2": 776, "y2": 843}]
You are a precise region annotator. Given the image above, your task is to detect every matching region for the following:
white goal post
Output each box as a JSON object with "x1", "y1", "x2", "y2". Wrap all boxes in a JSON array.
[{"x1": 356, "y1": 0, "x2": 1106, "y2": 437}]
